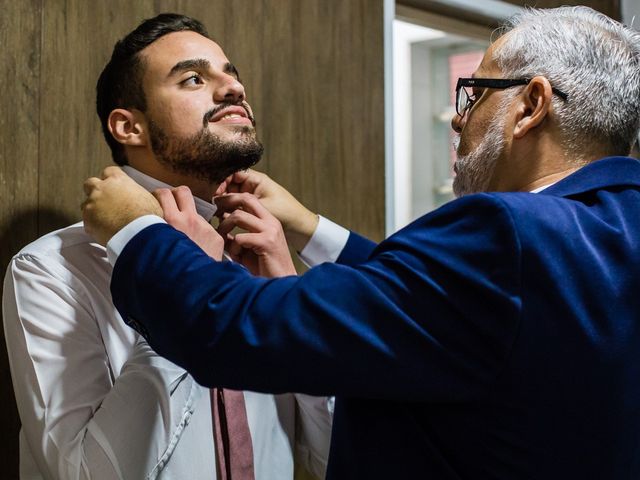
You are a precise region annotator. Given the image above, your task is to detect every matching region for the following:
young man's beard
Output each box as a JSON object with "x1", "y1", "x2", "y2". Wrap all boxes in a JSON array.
[{"x1": 148, "y1": 120, "x2": 264, "y2": 185}]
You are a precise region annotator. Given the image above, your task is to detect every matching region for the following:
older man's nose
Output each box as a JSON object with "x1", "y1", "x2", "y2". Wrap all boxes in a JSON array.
[{"x1": 451, "y1": 113, "x2": 465, "y2": 133}]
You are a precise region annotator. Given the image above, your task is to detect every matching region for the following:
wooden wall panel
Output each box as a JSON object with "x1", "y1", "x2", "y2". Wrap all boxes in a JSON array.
[
  {"x1": 0, "y1": 2, "x2": 42, "y2": 478},
  {"x1": 1, "y1": 1, "x2": 385, "y2": 478},
  {"x1": 38, "y1": 1, "x2": 157, "y2": 234}
]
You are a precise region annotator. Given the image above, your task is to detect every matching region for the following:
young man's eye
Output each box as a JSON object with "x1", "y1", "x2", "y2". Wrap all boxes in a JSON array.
[{"x1": 182, "y1": 74, "x2": 203, "y2": 86}]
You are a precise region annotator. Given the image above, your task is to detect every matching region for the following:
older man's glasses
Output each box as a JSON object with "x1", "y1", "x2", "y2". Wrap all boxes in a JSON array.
[{"x1": 455, "y1": 78, "x2": 569, "y2": 118}]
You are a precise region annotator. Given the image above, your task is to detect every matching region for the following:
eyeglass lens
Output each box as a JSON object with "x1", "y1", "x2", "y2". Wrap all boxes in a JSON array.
[{"x1": 456, "y1": 87, "x2": 470, "y2": 117}]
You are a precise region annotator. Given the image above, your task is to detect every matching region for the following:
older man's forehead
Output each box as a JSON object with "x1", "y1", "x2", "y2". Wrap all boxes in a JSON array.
[{"x1": 473, "y1": 36, "x2": 508, "y2": 78}]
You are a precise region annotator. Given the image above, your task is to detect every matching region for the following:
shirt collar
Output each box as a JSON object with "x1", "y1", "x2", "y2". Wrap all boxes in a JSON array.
[
  {"x1": 121, "y1": 166, "x2": 217, "y2": 221},
  {"x1": 530, "y1": 183, "x2": 555, "y2": 193}
]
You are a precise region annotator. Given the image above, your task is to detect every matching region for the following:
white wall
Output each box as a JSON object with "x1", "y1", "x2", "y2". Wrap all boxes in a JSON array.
[
  {"x1": 392, "y1": 21, "x2": 444, "y2": 232},
  {"x1": 622, "y1": 0, "x2": 640, "y2": 29}
]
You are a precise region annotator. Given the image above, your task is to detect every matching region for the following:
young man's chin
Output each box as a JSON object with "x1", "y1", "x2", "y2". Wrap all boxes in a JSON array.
[{"x1": 210, "y1": 121, "x2": 255, "y2": 132}]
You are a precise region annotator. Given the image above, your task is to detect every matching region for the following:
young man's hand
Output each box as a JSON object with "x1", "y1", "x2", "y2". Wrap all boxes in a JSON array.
[{"x1": 216, "y1": 192, "x2": 296, "y2": 277}]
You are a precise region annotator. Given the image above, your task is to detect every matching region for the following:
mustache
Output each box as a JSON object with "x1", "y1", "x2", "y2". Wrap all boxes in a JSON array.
[{"x1": 202, "y1": 101, "x2": 255, "y2": 127}]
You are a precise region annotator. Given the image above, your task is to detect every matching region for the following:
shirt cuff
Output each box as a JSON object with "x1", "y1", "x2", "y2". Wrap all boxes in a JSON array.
[
  {"x1": 106, "y1": 215, "x2": 166, "y2": 266},
  {"x1": 298, "y1": 215, "x2": 350, "y2": 267}
]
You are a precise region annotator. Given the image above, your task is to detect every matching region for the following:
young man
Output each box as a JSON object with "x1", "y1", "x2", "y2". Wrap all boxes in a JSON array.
[
  {"x1": 83, "y1": 6, "x2": 640, "y2": 480},
  {"x1": 3, "y1": 13, "x2": 330, "y2": 480}
]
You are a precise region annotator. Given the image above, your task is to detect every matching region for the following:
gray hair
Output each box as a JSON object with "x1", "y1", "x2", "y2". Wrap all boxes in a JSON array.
[{"x1": 493, "y1": 6, "x2": 640, "y2": 157}]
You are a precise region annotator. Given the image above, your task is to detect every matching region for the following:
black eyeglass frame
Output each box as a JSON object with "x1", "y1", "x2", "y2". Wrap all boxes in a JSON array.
[{"x1": 455, "y1": 77, "x2": 569, "y2": 118}]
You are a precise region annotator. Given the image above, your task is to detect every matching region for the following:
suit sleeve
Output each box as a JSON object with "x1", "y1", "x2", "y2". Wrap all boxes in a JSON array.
[
  {"x1": 335, "y1": 231, "x2": 377, "y2": 266},
  {"x1": 111, "y1": 194, "x2": 522, "y2": 401}
]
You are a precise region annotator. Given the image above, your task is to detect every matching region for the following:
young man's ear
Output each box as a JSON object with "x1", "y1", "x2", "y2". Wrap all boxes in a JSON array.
[
  {"x1": 513, "y1": 76, "x2": 553, "y2": 139},
  {"x1": 107, "y1": 109, "x2": 147, "y2": 147}
]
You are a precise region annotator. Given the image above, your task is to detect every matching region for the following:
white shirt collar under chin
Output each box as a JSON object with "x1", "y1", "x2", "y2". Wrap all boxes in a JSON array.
[
  {"x1": 121, "y1": 165, "x2": 217, "y2": 221},
  {"x1": 529, "y1": 182, "x2": 556, "y2": 193}
]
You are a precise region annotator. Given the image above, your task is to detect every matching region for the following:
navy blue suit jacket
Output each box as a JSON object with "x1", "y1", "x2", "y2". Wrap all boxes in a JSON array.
[{"x1": 112, "y1": 157, "x2": 640, "y2": 479}]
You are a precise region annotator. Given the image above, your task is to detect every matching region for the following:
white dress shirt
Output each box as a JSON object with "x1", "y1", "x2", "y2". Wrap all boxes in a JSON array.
[{"x1": 3, "y1": 167, "x2": 332, "y2": 480}]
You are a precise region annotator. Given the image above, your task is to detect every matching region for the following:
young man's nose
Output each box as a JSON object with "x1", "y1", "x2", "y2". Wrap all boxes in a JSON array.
[{"x1": 214, "y1": 75, "x2": 245, "y2": 103}]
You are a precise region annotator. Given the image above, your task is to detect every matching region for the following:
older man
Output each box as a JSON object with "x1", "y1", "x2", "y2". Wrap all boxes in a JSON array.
[
  {"x1": 82, "y1": 6, "x2": 640, "y2": 479},
  {"x1": 4, "y1": 13, "x2": 330, "y2": 480}
]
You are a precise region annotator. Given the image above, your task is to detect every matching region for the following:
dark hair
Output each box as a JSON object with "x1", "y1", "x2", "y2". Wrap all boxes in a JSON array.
[{"x1": 96, "y1": 13, "x2": 210, "y2": 165}]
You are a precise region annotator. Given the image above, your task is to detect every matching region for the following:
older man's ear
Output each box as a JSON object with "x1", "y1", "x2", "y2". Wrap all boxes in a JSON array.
[{"x1": 512, "y1": 76, "x2": 553, "y2": 140}]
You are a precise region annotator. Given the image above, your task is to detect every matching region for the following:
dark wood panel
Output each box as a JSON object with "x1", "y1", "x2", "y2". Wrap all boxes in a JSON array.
[
  {"x1": 0, "y1": 3, "x2": 41, "y2": 261},
  {"x1": 38, "y1": 0, "x2": 159, "y2": 234},
  {"x1": 0, "y1": 2, "x2": 42, "y2": 477}
]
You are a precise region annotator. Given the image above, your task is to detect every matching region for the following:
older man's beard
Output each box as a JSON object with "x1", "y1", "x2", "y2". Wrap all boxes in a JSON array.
[
  {"x1": 452, "y1": 100, "x2": 509, "y2": 197},
  {"x1": 148, "y1": 119, "x2": 264, "y2": 185}
]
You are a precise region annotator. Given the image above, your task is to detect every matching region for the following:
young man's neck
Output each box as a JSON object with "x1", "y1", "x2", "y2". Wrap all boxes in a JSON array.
[{"x1": 127, "y1": 161, "x2": 219, "y2": 201}]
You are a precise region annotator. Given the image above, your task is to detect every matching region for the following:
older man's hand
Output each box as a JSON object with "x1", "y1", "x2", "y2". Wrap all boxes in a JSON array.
[
  {"x1": 82, "y1": 166, "x2": 163, "y2": 246},
  {"x1": 215, "y1": 169, "x2": 319, "y2": 252}
]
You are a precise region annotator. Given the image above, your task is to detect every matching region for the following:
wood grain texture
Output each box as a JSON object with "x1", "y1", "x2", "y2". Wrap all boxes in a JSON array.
[
  {"x1": 38, "y1": 1, "x2": 158, "y2": 234},
  {"x1": 0, "y1": 1, "x2": 42, "y2": 477},
  {"x1": 0, "y1": 3, "x2": 41, "y2": 264},
  {"x1": 1, "y1": 1, "x2": 385, "y2": 477}
]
